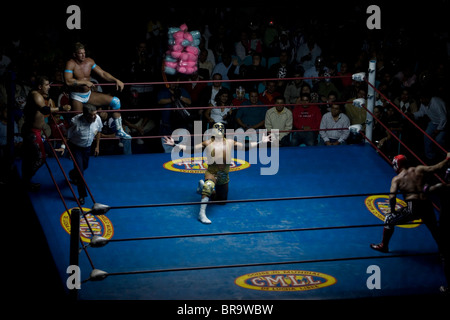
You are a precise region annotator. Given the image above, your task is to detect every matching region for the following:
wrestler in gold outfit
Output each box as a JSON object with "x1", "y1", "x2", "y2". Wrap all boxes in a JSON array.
[{"x1": 164, "y1": 122, "x2": 271, "y2": 224}]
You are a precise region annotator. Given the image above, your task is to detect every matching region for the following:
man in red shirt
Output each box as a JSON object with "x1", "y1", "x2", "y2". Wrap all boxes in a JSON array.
[{"x1": 291, "y1": 93, "x2": 322, "y2": 146}]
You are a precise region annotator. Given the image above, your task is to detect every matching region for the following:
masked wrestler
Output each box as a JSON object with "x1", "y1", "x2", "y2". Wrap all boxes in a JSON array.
[
  {"x1": 370, "y1": 153, "x2": 450, "y2": 253},
  {"x1": 164, "y1": 122, "x2": 271, "y2": 224}
]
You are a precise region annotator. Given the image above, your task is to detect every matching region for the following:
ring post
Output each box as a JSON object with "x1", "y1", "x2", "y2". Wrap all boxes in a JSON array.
[
  {"x1": 69, "y1": 208, "x2": 80, "y2": 300},
  {"x1": 366, "y1": 60, "x2": 376, "y2": 142}
]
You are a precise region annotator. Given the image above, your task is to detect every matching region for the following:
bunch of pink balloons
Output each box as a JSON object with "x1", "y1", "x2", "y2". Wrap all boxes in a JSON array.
[{"x1": 164, "y1": 24, "x2": 201, "y2": 75}]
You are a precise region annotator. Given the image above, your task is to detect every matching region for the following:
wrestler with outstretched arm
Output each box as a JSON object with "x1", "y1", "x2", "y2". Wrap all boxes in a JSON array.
[
  {"x1": 370, "y1": 153, "x2": 450, "y2": 253},
  {"x1": 64, "y1": 42, "x2": 130, "y2": 139},
  {"x1": 164, "y1": 122, "x2": 271, "y2": 224}
]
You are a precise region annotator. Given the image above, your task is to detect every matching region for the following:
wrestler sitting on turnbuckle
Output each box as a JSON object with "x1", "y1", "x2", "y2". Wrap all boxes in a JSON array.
[
  {"x1": 164, "y1": 122, "x2": 271, "y2": 224},
  {"x1": 64, "y1": 42, "x2": 131, "y2": 139}
]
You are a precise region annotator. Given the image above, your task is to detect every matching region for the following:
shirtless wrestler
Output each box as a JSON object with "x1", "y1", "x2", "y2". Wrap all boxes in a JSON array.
[
  {"x1": 164, "y1": 122, "x2": 271, "y2": 224},
  {"x1": 21, "y1": 76, "x2": 71, "y2": 190},
  {"x1": 370, "y1": 153, "x2": 450, "y2": 253},
  {"x1": 64, "y1": 42, "x2": 130, "y2": 139}
]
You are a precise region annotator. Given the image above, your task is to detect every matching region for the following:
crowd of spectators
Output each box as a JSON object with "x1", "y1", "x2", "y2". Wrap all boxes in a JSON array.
[{"x1": 1, "y1": 6, "x2": 449, "y2": 167}]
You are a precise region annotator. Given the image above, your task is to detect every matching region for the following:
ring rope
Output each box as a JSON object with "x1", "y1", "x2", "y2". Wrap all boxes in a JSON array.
[
  {"x1": 359, "y1": 98, "x2": 446, "y2": 183},
  {"x1": 104, "y1": 221, "x2": 424, "y2": 244},
  {"x1": 52, "y1": 74, "x2": 352, "y2": 88},
  {"x1": 107, "y1": 191, "x2": 419, "y2": 211},
  {"x1": 365, "y1": 79, "x2": 448, "y2": 156},
  {"x1": 49, "y1": 113, "x2": 97, "y2": 203},
  {"x1": 84, "y1": 251, "x2": 438, "y2": 282},
  {"x1": 45, "y1": 141, "x2": 98, "y2": 269},
  {"x1": 46, "y1": 73, "x2": 445, "y2": 286}
]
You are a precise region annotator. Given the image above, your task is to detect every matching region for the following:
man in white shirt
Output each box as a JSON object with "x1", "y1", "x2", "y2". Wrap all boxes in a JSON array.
[
  {"x1": 414, "y1": 92, "x2": 447, "y2": 161},
  {"x1": 67, "y1": 104, "x2": 103, "y2": 204},
  {"x1": 319, "y1": 104, "x2": 350, "y2": 145}
]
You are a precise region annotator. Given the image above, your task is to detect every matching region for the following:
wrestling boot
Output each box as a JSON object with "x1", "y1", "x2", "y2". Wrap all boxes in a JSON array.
[
  {"x1": 196, "y1": 179, "x2": 204, "y2": 195},
  {"x1": 113, "y1": 117, "x2": 132, "y2": 139},
  {"x1": 370, "y1": 227, "x2": 394, "y2": 253},
  {"x1": 198, "y1": 197, "x2": 211, "y2": 224}
]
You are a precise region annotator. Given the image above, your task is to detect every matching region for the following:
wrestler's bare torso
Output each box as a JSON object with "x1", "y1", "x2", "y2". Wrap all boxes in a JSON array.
[
  {"x1": 65, "y1": 57, "x2": 95, "y2": 93},
  {"x1": 392, "y1": 167, "x2": 426, "y2": 201},
  {"x1": 204, "y1": 137, "x2": 233, "y2": 169}
]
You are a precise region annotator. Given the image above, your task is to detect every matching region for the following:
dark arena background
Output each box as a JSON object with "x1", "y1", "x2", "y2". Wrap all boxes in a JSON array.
[{"x1": 1, "y1": 0, "x2": 449, "y2": 316}]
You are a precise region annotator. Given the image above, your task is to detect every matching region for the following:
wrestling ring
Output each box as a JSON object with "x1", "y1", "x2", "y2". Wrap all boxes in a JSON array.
[{"x1": 13, "y1": 63, "x2": 449, "y2": 302}]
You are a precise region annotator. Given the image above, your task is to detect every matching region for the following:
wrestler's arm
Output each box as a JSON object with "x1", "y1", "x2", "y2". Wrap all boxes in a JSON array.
[
  {"x1": 417, "y1": 152, "x2": 450, "y2": 174},
  {"x1": 389, "y1": 176, "x2": 399, "y2": 213},
  {"x1": 94, "y1": 131, "x2": 101, "y2": 156},
  {"x1": 32, "y1": 92, "x2": 69, "y2": 114},
  {"x1": 91, "y1": 63, "x2": 124, "y2": 91},
  {"x1": 234, "y1": 133, "x2": 272, "y2": 150},
  {"x1": 162, "y1": 137, "x2": 209, "y2": 153},
  {"x1": 48, "y1": 98, "x2": 71, "y2": 113},
  {"x1": 64, "y1": 61, "x2": 94, "y2": 88}
]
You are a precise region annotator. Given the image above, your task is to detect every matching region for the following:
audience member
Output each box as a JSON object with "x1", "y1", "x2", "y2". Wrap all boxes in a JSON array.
[
  {"x1": 236, "y1": 89, "x2": 267, "y2": 131},
  {"x1": 295, "y1": 35, "x2": 322, "y2": 74},
  {"x1": 259, "y1": 80, "x2": 281, "y2": 107},
  {"x1": 157, "y1": 79, "x2": 192, "y2": 152},
  {"x1": 268, "y1": 50, "x2": 294, "y2": 93},
  {"x1": 291, "y1": 93, "x2": 322, "y2": 146},
  {"x1": 413, "y1": 90, "x2": 447, "y2": 162},
  {"x1": 198, "y1": 48, "x2": 214, "y2": 80},
  {"x1": 284, "y1": 71, "x2": 306, "y2": 106},
  {"x1": 204, "y1": 88, "x2": 233, "y2": 128},
  {"x1": 319, "y1": 102, "x2": 350, "y2": 145},
  {"x1": 265, "y1": 96, "x2": 292, "y2": 146}
]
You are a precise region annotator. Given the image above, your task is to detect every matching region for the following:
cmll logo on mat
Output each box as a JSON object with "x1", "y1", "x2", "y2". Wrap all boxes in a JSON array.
[
  {"x1": 60, "y1": 207, "x2": 114, "y2": 242},
  {"x1": 365, "y1": 195, "x2": 421, "y2": 228},
  {"x1": 164, "y1": 156, "x2": 250, "y2": 173},
  {"x1": 235, "y1": 270, "x2": 336, "y2": 291}
]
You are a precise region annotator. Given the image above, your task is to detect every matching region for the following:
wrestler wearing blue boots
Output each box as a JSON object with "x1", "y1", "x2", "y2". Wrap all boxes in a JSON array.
[{"x1": 64, "y1": 42, "x2": 131, "y2": 139}]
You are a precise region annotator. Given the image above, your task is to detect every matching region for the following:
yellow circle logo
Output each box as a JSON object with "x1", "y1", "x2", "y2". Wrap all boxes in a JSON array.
[
  {"x1": 60, "y1": 207, "x2": 114, "y2": 243},
  {"x1": 235, "y1": 270, "x2": 337, "y2": 291},
  {"x1": 365, "y1": 195, "x2": 421, "y2": 228},
  {"x1": 163, "y1": 157, "x2": 250, "y2": 174}
]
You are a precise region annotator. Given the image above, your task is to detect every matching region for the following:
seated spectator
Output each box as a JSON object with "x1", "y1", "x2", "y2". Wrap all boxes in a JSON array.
[
  {"x1": 204, "y1": 88, "x2": 233, "y2": 128},
  {"x1": 198, "y1": 48, "x2": 214, "y2": 80},
  {"x1": 317, "y1": 74, "x2": 341, "y2": 105},
  {"x1": 235, "y1": 30, "x2": 251, "y2": 62},
  {"x1": 322, "y1": 91, "x2": 339, "y2": 115},
  {"x1": 259, "y1": 80, "x2": 281, "y2": 107},
  {"x1": 211, "y1": 52, "x2": 239, "y2": 86},
  {"x1": 291, "y1": 93, "x2": 322, "y2": 146},
  {"x1": 268, "y1": 50, "x2": 294, "y2": 93},
  {"x1": 236, "y1": 89, "x2": 267, "y2": 131},
  {"x1": 393, "y1": 88, "x2": 418, "y2": 114},
  {"x1": 319, "y1": 103, "x2": 350, "y2": 145},
  {"x1": 182, "y1": 71, "x2": 208, "y2": 110},
  {"x1": 237, "y1": 52, "x2": 267, "y2": 92},
  {"x1": 284, "y1": 71, "x2": 305, "y2": 106},
  {"x1": 265, "y1": 96, "x2": 292, "y2": 147},
  {"x1": 337, "y1": 62, "x2": 353, "y2": 91}
]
